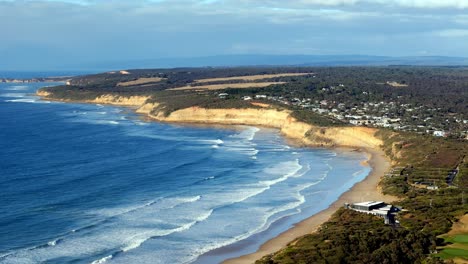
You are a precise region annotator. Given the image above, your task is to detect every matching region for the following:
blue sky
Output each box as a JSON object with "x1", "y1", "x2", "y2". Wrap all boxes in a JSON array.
[{"x1": 1, "y1": 0, "x2": 468, "y2": 70}]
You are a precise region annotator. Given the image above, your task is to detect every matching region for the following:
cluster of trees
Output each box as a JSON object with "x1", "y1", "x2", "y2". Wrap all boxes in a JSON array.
[
  {"x1": 257, "y1": 209, "x2": 440, "y2": 264},
  {"x1": 43, "y1": 66, "x2": 468, "y2": 122}
]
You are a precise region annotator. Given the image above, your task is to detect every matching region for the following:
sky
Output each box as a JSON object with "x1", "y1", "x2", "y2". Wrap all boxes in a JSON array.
[{"x1": 1, "y1": 0, "x2": 468, "y2": 70}]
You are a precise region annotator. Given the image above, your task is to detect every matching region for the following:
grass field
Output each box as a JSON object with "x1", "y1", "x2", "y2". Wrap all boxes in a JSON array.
[
  {"x1": 169, "y1": 82, "x2": 285, "y2": 90},
  {"x1": 194, "y1": 73, "x2": 311, "y2": 83},
  {"x1": 437, "y1": 248, "x2": 468, "y2": 260},
  {"x1": 117, "y1": 77, "x2": 166, "y2": 86},
  {"x1": 437, "y1": 215, "x2": 468, "y2": 262}
]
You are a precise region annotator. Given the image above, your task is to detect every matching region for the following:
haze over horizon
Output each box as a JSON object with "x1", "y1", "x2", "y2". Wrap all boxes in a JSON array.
[{"x1": 2, "y1": 0, "x2": 468, "y2": 71}]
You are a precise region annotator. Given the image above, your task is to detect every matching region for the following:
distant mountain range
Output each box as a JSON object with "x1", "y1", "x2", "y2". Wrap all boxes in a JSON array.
[
  {"x1": 2, "y1": 55, "x2": 468, "y2": 73},
  {"x1": 88, "y1": 55, "x2": 468, "y2": 71}
]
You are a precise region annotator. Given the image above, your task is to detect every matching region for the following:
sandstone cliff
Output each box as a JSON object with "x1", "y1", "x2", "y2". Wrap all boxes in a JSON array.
[
  {"x1": 88, "y1": 94, "x2": 150, "y2": 106},
  {"x1": 36, "y1": 91, "x2": 150, "y2": 107},
  {"x1": 148, "y1": 106, "x2": 382, "y2": 149}
]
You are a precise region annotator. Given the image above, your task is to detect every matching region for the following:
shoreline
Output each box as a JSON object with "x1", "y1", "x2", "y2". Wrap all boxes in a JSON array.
[
  {"x1": 36, "y1": 91, "x2": 398, "y2": 263},
  {"x1": 222, "y1": 147, "x2": 397, "y2": 264}
]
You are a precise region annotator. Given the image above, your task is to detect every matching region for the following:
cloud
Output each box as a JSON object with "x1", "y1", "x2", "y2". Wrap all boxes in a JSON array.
[
  {"x1": 0, "y1": 0, "x2": 468, "y2": 70},
  {"x1": 3, "y1": 0, "x2": 468, "y2": 9},
  {"x1": 278, "y1": 0, "x2": 468, "y2": 9},
  {"x1": 435, "y1": 29, "x2": 468, "y2": 37}
]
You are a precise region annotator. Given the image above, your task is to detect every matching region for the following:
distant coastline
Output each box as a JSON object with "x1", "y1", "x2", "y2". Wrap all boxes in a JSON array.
[
  {"x1": 36, "y1": 90, "x2": 397, "y2": 262},
  {"x1": 1, "y1": 77, "x2": 71, "y2": 84}
]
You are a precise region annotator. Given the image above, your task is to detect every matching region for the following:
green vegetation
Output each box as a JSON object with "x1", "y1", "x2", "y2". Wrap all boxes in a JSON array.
[
  {"x1": 257, "y1": 209, "x2": 439, "y2": 264},
  {"x1": 437, "y1": 247, "x2": 468, "y2": 260},
  {"x1": 145, "y1": 90, "x2": 260, "y2": 116}
]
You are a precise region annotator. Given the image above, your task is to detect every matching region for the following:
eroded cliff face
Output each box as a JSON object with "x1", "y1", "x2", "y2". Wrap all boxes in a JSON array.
[
  {"x1": 36, "y1": 90, "x2": 51, "y2": 97},
  {"x1": 88, "y1": 95, "x2": 150, "y2": 106},
  {"x1": 148, "y1": 106, "x2": 382, "y2": 149},
  {"x1": 36, "y1": 92, "x2": 382, "y2": 149},
  {"x1": 136, "y1": 102, "x2": 160, "y2": 114},
  {"x1": 37, "y1": 91, "x2": 151, "y2": 107}
]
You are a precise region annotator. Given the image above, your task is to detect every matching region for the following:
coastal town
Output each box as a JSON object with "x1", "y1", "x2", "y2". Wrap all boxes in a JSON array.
[{"x1": 220, "y1": 81, "x2": 467, "y2": 139}]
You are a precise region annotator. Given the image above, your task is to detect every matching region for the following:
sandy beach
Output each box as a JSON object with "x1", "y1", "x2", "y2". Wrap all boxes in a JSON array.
[{"x1": 223, "y1": 147, "x2": 398, "y2": 264}]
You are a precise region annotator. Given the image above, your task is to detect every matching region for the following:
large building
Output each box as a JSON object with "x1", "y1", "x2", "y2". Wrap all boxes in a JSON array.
[
  {"x1": 350, "y1": 201, "x2": 386, "y2": 211},
  {"x1": 344, "y1": 201, "x2": 398, "y2": 224}
]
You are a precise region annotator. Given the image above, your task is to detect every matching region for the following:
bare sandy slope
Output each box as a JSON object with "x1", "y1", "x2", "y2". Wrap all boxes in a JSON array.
[
  {"x1": 448, "y1": 215, "x2": 468, "y2": 235},
  {"x1": 195, "y1": 73, "x2": 311, "y2": 83}
]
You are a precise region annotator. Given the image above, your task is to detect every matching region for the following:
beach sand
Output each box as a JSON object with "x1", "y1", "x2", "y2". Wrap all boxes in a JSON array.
[{"x1": 222, "y1": 147, "x2": 398, "y2": 264}]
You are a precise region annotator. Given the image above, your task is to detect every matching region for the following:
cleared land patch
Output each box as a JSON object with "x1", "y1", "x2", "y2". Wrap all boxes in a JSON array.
[
  {"x1": 117, "y1": 77, "x2": 166, "y2": 87},
  {"x1": 387, "y1": 81, "x2": 409, "y2": 87},
  {"x1": 194, "y1": 73, "x2": 311, "y2": 83},
  {"x1": 437, "y1": 214, "x2": 468, "y2": 262},
  {"x1": 169, "y1": 82, "x2": 285, "y2": 91}
]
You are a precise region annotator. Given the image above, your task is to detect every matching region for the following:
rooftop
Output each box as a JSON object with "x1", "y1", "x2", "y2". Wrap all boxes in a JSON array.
[{"x1": 352, "y1": 201, "x2": 384, "y2": 207}]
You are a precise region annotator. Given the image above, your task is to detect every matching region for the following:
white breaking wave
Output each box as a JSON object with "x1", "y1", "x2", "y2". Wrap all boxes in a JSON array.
[
  {"x1": 91, "y1": 255, "x2": 113, "y2": 264},
  {"x1": 1, "y1": 195, "x2": 208, "y2": 264},
  {"x1": 96, "y1": 120, "x2": 119, "y2": 125},
  {"x1": 5, "y1": 85, "x2": 28, "y2": 90},
  {"x1": 47, "y1": 239, "x2": 59, "y2": 247},
  {"x1": 5, "y1": 98, "x2": 37, "y2": 103},
  {"x1": 229, "y1": 127, "x2": 260, "y2": 141},
  {"x1": 91, "y1": 195, "x2": 201, "y2": 218},
  {"x1": 223, "y1": 147, "x2": 259, "y2": 156},
  {"x1": 0, "y1": 93, "x2": 27, "y2": 98},
  {"x1": 127, "y1": 129, "x2": 225, "y2": 147},
  {"x1": 258, "y1": 160, "x2": 306, "y2": 192}
]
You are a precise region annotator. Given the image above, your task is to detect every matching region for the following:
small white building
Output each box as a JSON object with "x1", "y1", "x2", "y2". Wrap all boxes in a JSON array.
[
  {"x1": 433, "y1": 131, "x2": 446, "y2": 137},
  {"x1": 218, "y1": 93, "x2": 229, "y2": 98}
]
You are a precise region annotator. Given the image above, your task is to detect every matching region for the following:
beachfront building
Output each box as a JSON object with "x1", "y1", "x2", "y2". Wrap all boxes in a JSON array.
[{"x1": 344, "y1": 201, "x2": 398, "y2": 224}]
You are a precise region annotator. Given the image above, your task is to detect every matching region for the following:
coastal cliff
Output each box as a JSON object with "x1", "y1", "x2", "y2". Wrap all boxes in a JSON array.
[
  {"x1": 37, "y1": 92, "x2": 382, "y2": 149},
  {"x1": 146, "y1": 106, "x2": 382, "y2": 149},
  {"x1": 88, "y1": 94, "x2": 150, "y2": 106},
  {"x1": 37, "y1": 90, "x2": 150, "y2": 107}
]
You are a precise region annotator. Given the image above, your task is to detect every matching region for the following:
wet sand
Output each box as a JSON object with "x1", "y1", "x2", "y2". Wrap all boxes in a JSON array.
[{"x1": 222, "y1": 147, "x2": 398, "y2": 264}]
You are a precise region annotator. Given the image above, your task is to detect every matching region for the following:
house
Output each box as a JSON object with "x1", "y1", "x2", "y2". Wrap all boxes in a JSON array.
[
  {"x1": 433, "y1": 131, "x2": 446, "y2": 137},
  {"x1": 349, "y1": 201, "x2": 386, "y2": 211},
  {"x1": 218, "y1": 93, "x2": 229, "y2": 98},
  {"x1": 345, "y1": 201, "x2": 398, "y2": 224}
]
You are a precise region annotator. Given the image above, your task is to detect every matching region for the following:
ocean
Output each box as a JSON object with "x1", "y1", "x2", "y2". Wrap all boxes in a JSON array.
[{"x1": 0, "y1": 81, "x2": 371, "y2": 264}]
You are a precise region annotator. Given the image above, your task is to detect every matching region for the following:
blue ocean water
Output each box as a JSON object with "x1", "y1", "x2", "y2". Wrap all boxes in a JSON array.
[{"x1": 0, "y1": 82, "x2": 371, "y2": 264}]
